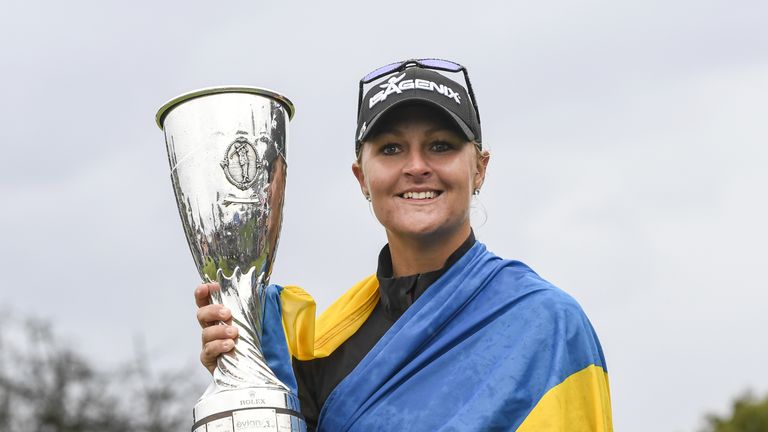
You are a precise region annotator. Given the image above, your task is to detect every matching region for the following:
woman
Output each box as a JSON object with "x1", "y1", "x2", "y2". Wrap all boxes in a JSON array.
[{"x1": 196, "y1": 59, "x2": 613, "y2": 431}]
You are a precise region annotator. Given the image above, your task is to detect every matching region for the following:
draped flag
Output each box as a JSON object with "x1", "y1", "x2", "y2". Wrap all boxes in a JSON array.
[{"x1": 262, "y1": 242, "x2": 612, "y2": 431}]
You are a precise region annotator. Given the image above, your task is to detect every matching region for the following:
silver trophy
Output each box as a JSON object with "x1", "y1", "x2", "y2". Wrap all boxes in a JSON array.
[{"x1": 155, "y1": 87, "x2": 305, "y2": 432}]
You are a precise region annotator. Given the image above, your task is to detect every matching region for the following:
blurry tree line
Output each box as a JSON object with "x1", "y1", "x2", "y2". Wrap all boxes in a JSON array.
[
  {"x1": 0, "y1": 311, "x2": 203, "y2": 432},
  {"x1": 700, "y1": 391, "x2": 768, "y2": 432}
]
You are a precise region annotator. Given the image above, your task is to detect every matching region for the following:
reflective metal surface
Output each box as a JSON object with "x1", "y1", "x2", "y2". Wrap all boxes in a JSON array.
[{"x1": 157, "y1": 87, "x2": 305, "y2": 431}]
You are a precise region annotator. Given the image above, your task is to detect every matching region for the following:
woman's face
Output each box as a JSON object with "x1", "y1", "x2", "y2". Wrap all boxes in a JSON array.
[{"x1": 352, "y1": 105, "x2": 489, "y2": 242}]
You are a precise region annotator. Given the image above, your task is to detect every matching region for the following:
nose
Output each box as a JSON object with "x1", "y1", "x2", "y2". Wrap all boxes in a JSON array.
[{"x1": 403, "y1": 149, "x2": 431, "y2": 179}]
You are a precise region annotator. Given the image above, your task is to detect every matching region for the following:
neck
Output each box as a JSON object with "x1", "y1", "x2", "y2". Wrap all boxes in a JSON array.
[{"x1": 386, "y1": 223, "x2": 471, "y2": 277}]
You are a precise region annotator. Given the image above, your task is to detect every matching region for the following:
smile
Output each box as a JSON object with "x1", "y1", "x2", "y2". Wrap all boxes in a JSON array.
[{"x1": 399, "y1": 190, "x2": 442, "y2": 200}]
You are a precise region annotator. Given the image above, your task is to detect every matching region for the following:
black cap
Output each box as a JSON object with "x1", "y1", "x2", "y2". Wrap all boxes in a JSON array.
[{"x1": 356, "y1": 67, "x2": 481, "y2": 154}]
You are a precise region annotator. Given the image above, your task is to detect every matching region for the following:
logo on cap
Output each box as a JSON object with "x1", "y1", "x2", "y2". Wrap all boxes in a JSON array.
[
  {"x1": 357, "y1": 121, "x2": 367, "y2": 141},
  {"x1": 367, "y1": 73, "x2": 462, "y2": 109}
]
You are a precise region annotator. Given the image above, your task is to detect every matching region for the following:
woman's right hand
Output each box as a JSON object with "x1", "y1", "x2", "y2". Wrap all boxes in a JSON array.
[{"x1": 195, "y1": 282, "x2": 239, "y2": 374}]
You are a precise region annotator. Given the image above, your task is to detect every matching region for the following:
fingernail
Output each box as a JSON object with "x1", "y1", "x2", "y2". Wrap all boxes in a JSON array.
[
  {"x1": 220, "y1": 307, "x2": 230, "y2": 318},
  {"x1": 223, "y1": 340, "x2": 233, "y2": 350},
  {"x1": 226, "y1": 327, "x2": 236, "y2": 337}
]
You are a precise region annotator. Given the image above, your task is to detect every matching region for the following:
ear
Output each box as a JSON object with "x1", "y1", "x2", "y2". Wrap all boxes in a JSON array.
[
  {"x1": 352, "y1": 161, "x2": 369, "y2": 198},
  {"x1": 473, "y1": 149, "x2": 490, "y2": 191}
]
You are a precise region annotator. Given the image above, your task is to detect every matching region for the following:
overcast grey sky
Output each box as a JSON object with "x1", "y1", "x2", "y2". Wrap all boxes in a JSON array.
[{"x1": 1, "y1": 0, "x2": 767, "y2": 430}]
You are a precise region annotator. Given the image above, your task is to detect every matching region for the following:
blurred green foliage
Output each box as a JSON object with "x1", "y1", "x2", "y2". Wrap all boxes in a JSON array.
[{"x1": 702, "y1": 391, "x2": 768, "y2": 432}]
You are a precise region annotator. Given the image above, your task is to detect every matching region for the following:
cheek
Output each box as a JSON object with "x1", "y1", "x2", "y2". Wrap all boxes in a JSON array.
[
  {"x1": 363, "y1": 166, "x2": 396, "y2": 196},
  {"x1": 444, "y1": 158, "x2": 476, "y2": 193},
  {"x1": 366, "y1": 175, "x2": 385, "y2": 197}
]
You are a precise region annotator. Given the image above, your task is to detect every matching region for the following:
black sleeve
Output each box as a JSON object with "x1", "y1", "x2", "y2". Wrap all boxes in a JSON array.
[{"x1": 292, "y1": 358, "x2": 319, "y2": 432}]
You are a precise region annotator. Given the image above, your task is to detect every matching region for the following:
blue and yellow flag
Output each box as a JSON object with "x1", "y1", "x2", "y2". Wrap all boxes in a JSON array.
[{"x1": 264, "y1": 242, "x2": 612, "y2": 431}]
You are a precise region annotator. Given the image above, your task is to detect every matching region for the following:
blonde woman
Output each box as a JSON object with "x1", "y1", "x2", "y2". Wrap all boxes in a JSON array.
[{"x1": 196, "y1": 59, "x2": 613, "y2": 432}]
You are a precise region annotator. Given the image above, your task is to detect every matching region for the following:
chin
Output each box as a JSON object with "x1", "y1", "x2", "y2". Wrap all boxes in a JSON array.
[{"x1": 388, "y1": 217, "x2": 464, "y2": 240}]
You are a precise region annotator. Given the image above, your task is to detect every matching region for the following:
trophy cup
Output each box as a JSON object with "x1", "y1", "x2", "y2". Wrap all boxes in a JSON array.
[{"x1": 155, "y1": 87, "x2": 305, "y2": 432}]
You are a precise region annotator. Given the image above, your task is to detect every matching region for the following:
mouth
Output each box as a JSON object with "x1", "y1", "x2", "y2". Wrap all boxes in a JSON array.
[{"x1": 398, "y1": 190, "x2": 442, "y2": 200}]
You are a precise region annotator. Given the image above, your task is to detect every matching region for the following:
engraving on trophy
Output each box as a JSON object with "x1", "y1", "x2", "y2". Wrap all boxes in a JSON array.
[
  {"x1": 208, "y1": 416, "x2": 235, "y2": 432},
  {"x1": 276, "y1": 414, "x2": 293, "y2": 432},
  {"x1": 240, "y1": 390, "x2": 267, "y2": 406},
  {"x1": 233, "y1": 409, "x2": 277, "y2": 431},
  {"x1": 221, "y1": 134, "x2": 261, "y2": 190}
]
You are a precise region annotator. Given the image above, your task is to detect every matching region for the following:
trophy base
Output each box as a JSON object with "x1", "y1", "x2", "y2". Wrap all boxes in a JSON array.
[{"x1": 192, "y1": 387, "x2": 306, "y2": 432}]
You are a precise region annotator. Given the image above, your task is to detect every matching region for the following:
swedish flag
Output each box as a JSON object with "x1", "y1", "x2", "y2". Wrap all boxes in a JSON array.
[{"x1": 264, "y1": 242, "x2": 612, "y2": 431}]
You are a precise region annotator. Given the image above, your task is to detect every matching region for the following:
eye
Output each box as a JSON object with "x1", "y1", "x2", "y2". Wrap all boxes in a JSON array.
[
  {"x1": 381, "y1": 143, "x2": 402, "y2": 155},
  {"x1": 430, "y1": 140, "x2": 456, "y2": 153}
]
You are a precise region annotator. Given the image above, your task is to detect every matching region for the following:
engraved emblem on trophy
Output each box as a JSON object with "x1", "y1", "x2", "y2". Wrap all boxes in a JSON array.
[
  {"x1": 221, "y1": 133, "x2": 263, "y2": 190},
  {"x1": 155, "y1": 87, "x2": 305, "y2": 432}
]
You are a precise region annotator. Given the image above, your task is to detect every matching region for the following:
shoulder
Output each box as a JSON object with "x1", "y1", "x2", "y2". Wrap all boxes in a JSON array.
[
  {"x1": 503, "y1": 261, "x2": 606, "y2": 368},
  {"x1": 507, "y1": 263, "x2": 583, "y2": 315},
  {"x1": 477, "y1": 253, "x2": 605, "y2": 362},
  {"x1": 481, "y1": 253, "x2": 582, "y2": 314}
]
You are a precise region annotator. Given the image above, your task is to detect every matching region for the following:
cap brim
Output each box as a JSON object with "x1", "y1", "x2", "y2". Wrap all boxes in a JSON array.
[{"x1": 358, "y1": 97, "x2": 476, "y2": 144}]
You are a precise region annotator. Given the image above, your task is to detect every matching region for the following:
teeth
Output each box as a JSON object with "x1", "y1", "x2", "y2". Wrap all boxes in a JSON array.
[{"x1": 402, "y1": 191, "x2": 437, "y2": 200}]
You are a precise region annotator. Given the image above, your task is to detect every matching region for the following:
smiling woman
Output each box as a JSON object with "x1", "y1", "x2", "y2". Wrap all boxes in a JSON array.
[
  {"x1": 352, "y1": 104, "x2": 489, "y2": 277},
  {"x1": 195, "y1": 59, "x2": 614, "y2": 432}
]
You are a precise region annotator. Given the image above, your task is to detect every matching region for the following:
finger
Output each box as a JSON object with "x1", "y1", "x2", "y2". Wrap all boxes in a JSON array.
[
  {"x1": 196, "y1": 304, "x2": 231, "y2": 328},
  {"x1": 201, "y1": 339, "x2": 235, "y2": 372},
  {"x1": 194, "y1": 283, "x2": 210, "y2": 308},
  {"x1": 202, "y1": 324, "x2": 238, "y2": 346},
  {"x1": 196, "y1": 304, "x2": 231, "y2": 327},
  {"x1": 194, "y1": 283, "x2": 220, "y2": 308}
]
